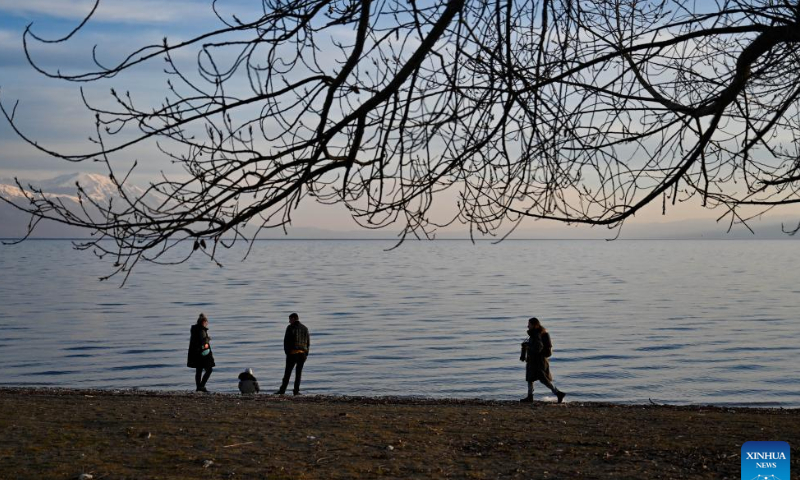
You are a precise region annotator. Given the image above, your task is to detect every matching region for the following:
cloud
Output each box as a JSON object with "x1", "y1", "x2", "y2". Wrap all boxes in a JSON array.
[
  {"x1": 0, "y1": 0, "x2": 214, "y2": 24},
  {"x1": 0, "y1": 28, "x2": 13, "y2": 44}
]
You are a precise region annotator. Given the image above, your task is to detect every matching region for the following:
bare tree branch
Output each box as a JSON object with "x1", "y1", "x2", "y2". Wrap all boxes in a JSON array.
[{"x1": 2, "y1": 0, "x2": 800, "y2": 280}]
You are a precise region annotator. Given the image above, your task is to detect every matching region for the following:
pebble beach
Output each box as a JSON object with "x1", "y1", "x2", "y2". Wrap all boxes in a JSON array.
[{"x1": 1, "y1": 388, "x2": 798, "y2": 479}]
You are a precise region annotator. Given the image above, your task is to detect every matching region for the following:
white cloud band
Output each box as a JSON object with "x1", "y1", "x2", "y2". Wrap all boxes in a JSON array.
[{"x1": 0, "y1": 0, "x2": 212, "y2": 24}]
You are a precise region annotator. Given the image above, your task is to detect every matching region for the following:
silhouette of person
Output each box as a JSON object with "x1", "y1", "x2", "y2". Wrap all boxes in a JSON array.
[
  {"x1": 187, "y1": 313, "x2": 215, "y2": 392},
  {"x1": 238, "y1": 367, "x2": 260, "y2": 394},
  {"x1": 520, "y1": 317, "x2": 565, "y2": 403},
  {"x1": 275, "y1": 313, "x2": 310, "y2": 395}
]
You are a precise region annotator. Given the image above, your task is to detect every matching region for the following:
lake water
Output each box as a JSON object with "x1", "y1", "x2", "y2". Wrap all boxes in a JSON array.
[{"x1": 0, "y1": 239, "x2": 798, "y2": 407}]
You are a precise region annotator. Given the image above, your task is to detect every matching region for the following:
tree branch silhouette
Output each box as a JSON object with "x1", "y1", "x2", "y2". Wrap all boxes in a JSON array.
[{"x1": 2, "y1": 0, "x2": 800, "y2": 279}]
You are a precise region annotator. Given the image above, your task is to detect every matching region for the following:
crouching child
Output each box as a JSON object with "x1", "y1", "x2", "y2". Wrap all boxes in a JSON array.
[{"x1": 238, "y1": 368, "x2": 260, "y2": 394}]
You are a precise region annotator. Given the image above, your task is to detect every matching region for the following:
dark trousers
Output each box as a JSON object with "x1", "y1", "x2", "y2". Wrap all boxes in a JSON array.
[
  {"x1": 279, "y1": 353, "x2": 307, "y2": 393},
  {"x1": 195, "y1": 367, "x2": 212, "y2": 389}
]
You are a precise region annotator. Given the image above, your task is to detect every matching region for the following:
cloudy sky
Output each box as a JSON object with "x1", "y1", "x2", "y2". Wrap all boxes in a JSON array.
[
  {"x1": 0, "y1": 0, "x2": 797, "y2": 237},
  {"x1": 0, "y1": 0, "x2": 225, "y2": 177},
  {"x1": 0, "y1": 0, "x2": 371, "y2": 231}
]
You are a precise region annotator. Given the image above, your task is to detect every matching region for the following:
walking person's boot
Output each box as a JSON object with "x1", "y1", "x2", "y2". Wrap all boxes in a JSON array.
[
  {"x1": 556, "y1": 390, "x2": 566, "y2": 404},
  {"x1": 519, "y1": 394, "x2": 533, "y2": 403}
]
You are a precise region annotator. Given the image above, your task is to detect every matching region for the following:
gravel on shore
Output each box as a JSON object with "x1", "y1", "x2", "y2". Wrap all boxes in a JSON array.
[{"x1": 1, "y1": 388, "x2": 797, "y2": 479}]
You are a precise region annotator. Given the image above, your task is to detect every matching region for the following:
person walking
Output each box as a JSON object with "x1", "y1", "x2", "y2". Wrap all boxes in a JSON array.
[
  {"x1": 275, "y1": 313, "x2": 310, "y2": 395},
  {"x1": 520, "y1": 317, "x2": 566, "y2": 403},
  {"x1": 187, "y1": 312, "x2": 215, "y2": 392}
]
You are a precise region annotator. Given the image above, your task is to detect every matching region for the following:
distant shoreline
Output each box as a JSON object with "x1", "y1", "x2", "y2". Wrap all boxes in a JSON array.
[{"x1": 1, "y1": 387, "x2": 797, "y2": 479}]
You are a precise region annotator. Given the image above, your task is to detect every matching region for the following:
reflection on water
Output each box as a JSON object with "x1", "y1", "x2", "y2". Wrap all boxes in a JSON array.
[{"x1": 1, "y1": 239, "x2": 799, "y2": 407}]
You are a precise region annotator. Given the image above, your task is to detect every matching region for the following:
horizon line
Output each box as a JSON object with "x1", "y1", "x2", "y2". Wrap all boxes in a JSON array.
[{"x1": 2, "y1": 237, "x2": 798, "y2": 242}]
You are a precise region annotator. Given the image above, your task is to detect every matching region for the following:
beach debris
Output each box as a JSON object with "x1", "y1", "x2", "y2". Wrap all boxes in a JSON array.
[
  {"x1": 203, "y1": 460, "x2": 214, "y2": 469},
  {"x1": 223, "y1": 441, "x2": 253, "y2": 448},
  {"x1": 139, "y1": 431, "x2": 151, "y2": 439},
  {"x1": 307, "y1": 435, "x2": 316, "y2": 440},
  {"x1": 386, "y1": 445, "x2": 394, "y2": 451},
  {"x1": 77, "y1": 474, "x2": 93, "y2": 480}
]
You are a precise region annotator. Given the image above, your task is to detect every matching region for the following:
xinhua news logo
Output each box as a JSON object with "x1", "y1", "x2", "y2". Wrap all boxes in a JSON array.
[{"x1": 741, "y1": 441, "x2": 790, "y2": 480}]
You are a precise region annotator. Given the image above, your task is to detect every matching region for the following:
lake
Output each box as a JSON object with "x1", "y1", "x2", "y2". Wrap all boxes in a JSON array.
[{"x1": 0, "y1": 239, "x2": 798, "y2": 407}]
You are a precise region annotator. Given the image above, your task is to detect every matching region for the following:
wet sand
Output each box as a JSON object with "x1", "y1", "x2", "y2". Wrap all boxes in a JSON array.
[{"x1": 1, "y1": 388, "x2": 797, "y2": 479}]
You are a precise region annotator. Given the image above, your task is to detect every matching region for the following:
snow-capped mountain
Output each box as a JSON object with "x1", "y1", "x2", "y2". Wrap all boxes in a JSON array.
[
  {"x1": 0, "y1": 183, "x2": 27, "y2": 200},
  {"x1": 1, "y1": 173, "x2": 797, "y2": 240},
  {"x1": 1, "y1": 172, "x2": 145, "y2": 203},
  {"x1": 0, "y1": 172, "x2": 147, "y2": 238}
]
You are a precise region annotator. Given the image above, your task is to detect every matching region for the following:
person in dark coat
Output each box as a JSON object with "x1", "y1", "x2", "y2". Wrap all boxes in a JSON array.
[
  {"x1": 275, "y1": 312, "x2": 310, "y2": 395},
  {"x1": 520, "y1": 317, "x2": 565, "y2": 403},
  {"x1": 187, "y1": 312, "x2": 215, "y2": 392}
]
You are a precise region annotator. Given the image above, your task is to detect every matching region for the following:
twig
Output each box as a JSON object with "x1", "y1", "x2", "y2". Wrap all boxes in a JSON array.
[{"x1": 222, "y1": 441, "x2": 254, "y2": 448}]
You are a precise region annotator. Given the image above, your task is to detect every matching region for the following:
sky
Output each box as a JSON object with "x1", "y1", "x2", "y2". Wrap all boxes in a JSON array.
[
  {"x1": 0, "y1": 0, "x2": 798, "y2": 237},
  {"x1": 0, "y1": 0, "x2": 225, "y2": 176},
  {"x1": 0, "y1": 0, "x2": 367, "y2": 231}
]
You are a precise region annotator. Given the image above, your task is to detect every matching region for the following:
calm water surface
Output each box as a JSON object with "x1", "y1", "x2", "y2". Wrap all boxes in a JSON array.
[{"x1": 0, "y1": 240, "x2": 798, "y2": 407}]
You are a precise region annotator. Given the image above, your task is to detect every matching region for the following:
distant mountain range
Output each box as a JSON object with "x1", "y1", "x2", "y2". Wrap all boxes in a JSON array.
[
  {"x1": 0, "y1": 173, "x2": 146, "y2": 239},
  {"x1": 1, "y1": 173, "x2": 798, "y2": 240}
]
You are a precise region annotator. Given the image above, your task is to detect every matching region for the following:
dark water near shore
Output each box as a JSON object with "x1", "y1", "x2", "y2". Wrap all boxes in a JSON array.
[{"x1": 0, "y1": 239, "x2": 798, "y2": 407}]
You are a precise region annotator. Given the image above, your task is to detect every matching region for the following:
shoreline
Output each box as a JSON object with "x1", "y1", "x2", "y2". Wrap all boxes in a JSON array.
[
  {"x1": 2, "y1": 388, "x2": 798, "y2": 479},
  {"x1": 0, "y1": 386, "x2": 797, "y2": 410}
]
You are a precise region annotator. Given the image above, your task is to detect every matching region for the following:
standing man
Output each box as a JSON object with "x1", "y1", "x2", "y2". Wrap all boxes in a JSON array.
[{"x1": 275, "y1": 312, "x2": 310, "y2": 395}]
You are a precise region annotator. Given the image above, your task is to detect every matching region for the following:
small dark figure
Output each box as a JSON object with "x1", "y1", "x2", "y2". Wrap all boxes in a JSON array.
[
  {"x1": 275, "y1": 312, "x2": 310, "y2": 395},
  {"x1": 187, "y1": 312, "x2": 215, "y2": 392},
  {"x1": 520, "y1": 317, "x2": 566, "y2": 404},
  {"x1": 238, "y1": 368, "x2": 260, "y2": 394}
]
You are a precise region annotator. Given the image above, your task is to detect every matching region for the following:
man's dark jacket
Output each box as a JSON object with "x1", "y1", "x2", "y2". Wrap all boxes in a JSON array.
[{"x1": 284, "y1": 322, "x2": 310, "y2": 355}]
